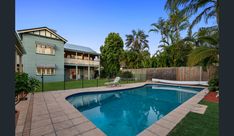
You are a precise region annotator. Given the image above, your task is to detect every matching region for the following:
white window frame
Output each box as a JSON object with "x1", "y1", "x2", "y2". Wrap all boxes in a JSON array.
[
  {"x1": 36, "y1": 43, "x2": 55, "y2": 55},
  {"x1": 36, "y1": 68, "x2": 56, "y2": 76}
]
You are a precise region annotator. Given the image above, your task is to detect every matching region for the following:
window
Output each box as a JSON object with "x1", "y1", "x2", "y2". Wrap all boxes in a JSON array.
[
  {"x1": 36, "y1": 43, "x2": 55, "y2": 55},
  {"x1": 36, "y1": 68, "x2": 55, "y2": 75}
]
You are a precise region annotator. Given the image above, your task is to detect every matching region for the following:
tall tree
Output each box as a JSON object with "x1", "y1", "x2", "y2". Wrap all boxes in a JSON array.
[
  {"x1": 100, "y1": 33, "x2": 124, "y2": 78},
  {"x1": 150, "y1": 11, "x2": 190, "y2": 67},
  {"x1": 125, "y1": 30, "x2": 149, "y2": 52},
  {"x1": 165, "y1": 0, "x2": 220, "y2": 32},
  {"x1": 123, "y1": 29, "x2": 151, "y2": 69},
  {"x1": 168, "y1": 8, "x2": 190, "y2": 41},
  {"x1": 149, "y1": 17, "x2": 169, "y2": 40}
]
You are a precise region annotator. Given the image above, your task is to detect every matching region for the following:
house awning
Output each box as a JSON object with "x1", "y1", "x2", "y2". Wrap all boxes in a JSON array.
[
  {"x1": 35, "y1": 41, "x2": 56, "y2": 49},
  {"x1": 36, "y1": 64, "x2": 56, "y2": 68}
]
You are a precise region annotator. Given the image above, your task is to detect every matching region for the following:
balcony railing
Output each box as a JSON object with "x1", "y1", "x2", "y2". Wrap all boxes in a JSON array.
[{"x1": 64, "y1": 58, "x2": 100, "y2": 66}]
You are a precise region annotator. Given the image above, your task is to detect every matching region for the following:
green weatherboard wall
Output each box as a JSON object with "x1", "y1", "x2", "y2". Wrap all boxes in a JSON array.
[{"x1": 21, "y1": 34, "x2": 65, "y2": 82}]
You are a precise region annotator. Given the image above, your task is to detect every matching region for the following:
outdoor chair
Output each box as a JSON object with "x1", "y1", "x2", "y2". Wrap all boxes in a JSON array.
[{"x1": 105, "y1": 77, "x2": 121, "y2": 87}]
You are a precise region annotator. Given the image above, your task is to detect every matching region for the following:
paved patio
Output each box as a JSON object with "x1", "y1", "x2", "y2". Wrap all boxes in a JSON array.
[{"x1": 15, "y1": 82, "x2": 208, "y2": 136}]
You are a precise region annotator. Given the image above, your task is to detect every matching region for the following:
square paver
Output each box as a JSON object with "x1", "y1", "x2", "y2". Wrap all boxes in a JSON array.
[
  {"x1": 51, "y1": 115, "x2": 69, "y2": 124},
  {"x1": 191, "y1": 104, "x2": 208, "y2": 114},
  {"x1": 32, "y1": 114, "x2": 50, "y2": 122},
  {"x1": 80, "y1": 128, "x2": 106, "y2": 136},
  {"x1": 43, "y1": 132, "x2": 56, "y2": 136},
  {"x1": 67, "y1": 112, "x2": 82, "y2": 119},
  {"x1": 138, "y1": 129, "x2": 157, "y2": 136},
  {"x1": 76, "y1": 121, "x2": 96, "y2": 134},
  {"x1": 53, "y1": 120, "x2": 74, "y2": 131},
  {"x1": 56, "y1": 126, "x2": 80, "y2": 136},
  {"x1": 31, "y1": 119, "x2": 52, "y2": 129},
  {"x1": 147, "y1": 124, "x2": 170, "y2": 136},
  {"x1": 71, "y1": 117, "x2": 88, "y2": 125},
  {"x1": 30, "y1": 124, "x2": 54, "y2": 136},
  {"x1": 155, "y1": 119, "x2": 177, "y2": 130},
  {"x1": 50, "y1": 111, "x2": 66, "y2": 118}
]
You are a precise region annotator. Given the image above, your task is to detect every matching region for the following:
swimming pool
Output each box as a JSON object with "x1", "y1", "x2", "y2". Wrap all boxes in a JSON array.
[{"x1": 66, "y1": 84, "x2": 203, "y2": 136}]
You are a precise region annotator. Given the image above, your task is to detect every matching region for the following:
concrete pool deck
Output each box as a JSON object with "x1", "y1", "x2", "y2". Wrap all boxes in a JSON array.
[{"x1": 15, "y1": 82, "x2": 209, "y2": 136}]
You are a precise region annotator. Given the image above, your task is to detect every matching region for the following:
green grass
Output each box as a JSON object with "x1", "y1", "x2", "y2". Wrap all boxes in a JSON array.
[
  {"x1": 38, "y1": 79, "x2": 143, "y2": 92},
  {"x1": 168, "y1": 100, "x2": 219, "y2": 136}
]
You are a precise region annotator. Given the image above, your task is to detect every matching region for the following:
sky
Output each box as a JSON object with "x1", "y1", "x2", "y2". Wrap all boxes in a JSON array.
[{"x1": 16, "y1": 0, "x2": 216, "y2": 55}]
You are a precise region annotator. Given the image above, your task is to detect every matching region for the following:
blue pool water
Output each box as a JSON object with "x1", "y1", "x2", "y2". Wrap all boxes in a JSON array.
[{"x1": 66, "y1": 84, "x2": 203, "y2": 136}]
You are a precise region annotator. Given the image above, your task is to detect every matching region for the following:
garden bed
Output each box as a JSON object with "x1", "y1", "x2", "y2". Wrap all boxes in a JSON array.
[{"x1": 204, "y1": 91, "x2": 219, "y2": 103}]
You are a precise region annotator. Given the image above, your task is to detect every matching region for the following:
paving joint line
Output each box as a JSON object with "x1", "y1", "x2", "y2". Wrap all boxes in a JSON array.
[
  {"x1": 42, "y1": 93, "x2": 58, "y2": 136},
  {"x1": 22, "y1": 94, "x2": 33, "y2": 136}
]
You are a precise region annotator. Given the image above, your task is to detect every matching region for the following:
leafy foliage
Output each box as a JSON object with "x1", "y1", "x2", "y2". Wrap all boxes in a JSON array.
[
  {"x1": 119, "y1": 71, "x2": 133, "y2": 78},
  {"x1": 149, "y1": 10, "x2": 192, "y2": 67},
  {"x1": 187, "y1": 26, "x2": 219, "y2": 67},
  {"x1": 208, "y1": 75, "x2": 219, "y2": 91},
  {"x1": 125, "y1": 29, "x2": 149, "y2": 52},
  {"x1": 15, "y1": 72, "x2": 30, "y2": 96},
  {"x1": 120, "y1": 30, "x2": 151, "y2": 69},
  {"x1": 165, "y1": 0, "x2": 220, "y2": 31},
  {"x1": 100, "y1": 33, "x2": 124, "y2": 78},
  {"x1": 28, "y1": 76, "x2": 40, "y2": 92},
  {"x1": 15, "y1": 73, "x2": 40, "y2": 95}
]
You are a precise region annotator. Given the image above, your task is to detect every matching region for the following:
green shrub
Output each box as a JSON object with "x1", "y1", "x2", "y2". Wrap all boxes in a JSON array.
[
  {"x1": 100, "y1": 69, "x2": 107, "y2": 78},
  {"x1": 119, "y1": 71, "x2": 133, "y2": 78},
  {"x1": 15, "y1": 72, "x2": 30, "y2": 96},
  {"x1": 15, "y1": 72, "x2": 40, "y2": 99},
  {"x1": 208, "y1": 75, "x2": 219, "y2": 91},
  {"x1": 28, "y1": 77, "x2": 40, "y2": 92}
]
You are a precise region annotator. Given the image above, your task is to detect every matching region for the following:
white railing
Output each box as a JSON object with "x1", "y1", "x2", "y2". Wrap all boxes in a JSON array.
[{"x1": 64, "y1": 58, "x2": 100, "y2": 66}]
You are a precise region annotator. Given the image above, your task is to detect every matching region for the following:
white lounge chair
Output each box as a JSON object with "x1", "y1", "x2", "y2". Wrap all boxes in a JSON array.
[{"x1": 105, "y1": 77, "x2": 121, "y2": 86}]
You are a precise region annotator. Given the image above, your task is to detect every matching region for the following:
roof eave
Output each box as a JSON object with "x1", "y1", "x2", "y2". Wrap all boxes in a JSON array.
[
  {"x1": 17, "y1": 27, "x2": 67, "y2": 43},
  {"x1": 15, "y1": 32, "x2": 26, "y2": 54},
  {"x1": 64, "y1": 48, "x2": 99, "y2": 55}
]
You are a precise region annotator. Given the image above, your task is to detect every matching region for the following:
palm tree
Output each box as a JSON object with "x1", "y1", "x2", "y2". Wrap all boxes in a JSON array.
[
  {"x1": 187, "y1": 26, "x2": 219, "y2": 67},
  {"x1": 165, "y1": 0, "x2": 220, "y2": 32},
  {"x1": 168, "y1": 9, "x2": 190, "y2": 40},
  {"x1": 125, "y1": 30, "x2": 149, "y2": 52},
  {"x1": 149, "y1": 17, "x2": 169, "y2": 40}
]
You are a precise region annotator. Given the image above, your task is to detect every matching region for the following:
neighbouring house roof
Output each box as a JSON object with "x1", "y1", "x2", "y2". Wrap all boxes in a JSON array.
[
  {"x1": 64, "y1": 43, "x2": 99, "y2": 55},
  {"x1": 17, "y1": 27, "x2": 67, "y2": 43},
  {"x1": 15, "y1": 32, "x2": 26, "y2": 54}
]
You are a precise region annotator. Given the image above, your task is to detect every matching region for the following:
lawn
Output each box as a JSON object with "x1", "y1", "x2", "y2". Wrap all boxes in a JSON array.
[
  {"x1": 168, "y1": 100, "x2": 219, "y2": 136},
  {"x1": 38, "y1": 79, "x2": 143, "y2": 91}
]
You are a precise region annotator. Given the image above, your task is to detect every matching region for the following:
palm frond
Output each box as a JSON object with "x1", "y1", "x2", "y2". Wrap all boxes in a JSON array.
[
  {"x1": 189, "y1": 6, "x2": 214, "y2": 33},
  {"x1": 187, "y1": 46, "x2": 218, "y2": 66}
]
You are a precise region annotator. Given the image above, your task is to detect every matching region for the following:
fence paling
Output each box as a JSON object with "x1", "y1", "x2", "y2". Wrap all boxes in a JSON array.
[{"x1": 122, "y1": 66, "x2": 217, "y2": 81}]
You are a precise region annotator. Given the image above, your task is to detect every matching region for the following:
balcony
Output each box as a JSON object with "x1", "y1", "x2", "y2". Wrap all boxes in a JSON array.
[{"x1": 64, "y1": 58, "x2": 100, "y2": 67}]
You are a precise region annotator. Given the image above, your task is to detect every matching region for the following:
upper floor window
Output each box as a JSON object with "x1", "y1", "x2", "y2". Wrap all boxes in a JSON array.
[{"x1": 36, "y1": 43, "x2": 55, "y2": 55}]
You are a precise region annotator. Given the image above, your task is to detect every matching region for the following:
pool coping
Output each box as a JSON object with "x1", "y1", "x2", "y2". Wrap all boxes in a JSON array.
[
  {"x1": 61, "y1": 82, "x2": 208, "y2": 136},
  {"x1": 16, "y1": 82, "x2": 208, "y2": 136},
  {"x1": 138, "y1": 82, "x2": 209, "y2": 136}
]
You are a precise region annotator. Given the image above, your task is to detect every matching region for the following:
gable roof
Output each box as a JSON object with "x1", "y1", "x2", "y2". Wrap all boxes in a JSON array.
[
  {"x1": 64, "y1": 43, "x2": 99, "y2": 55},
  {"x1": 17, "y1": 27, "x2": 67, "y2": 43}
]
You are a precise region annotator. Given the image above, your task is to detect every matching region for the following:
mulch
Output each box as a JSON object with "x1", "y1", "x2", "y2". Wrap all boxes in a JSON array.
[{"x1": 204, "y1": 91, "x2": 219, "y2": 103}]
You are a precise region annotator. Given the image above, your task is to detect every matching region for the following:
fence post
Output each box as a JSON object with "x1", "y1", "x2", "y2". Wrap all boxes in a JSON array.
[
  {"x1": 82, "y1": 76, "x2": 84, "y2": 88},
  {"x1": 41, "y1": 73, "x2": 44, "y2": 92},
  {"x1": 200, "y1": 66, "x2": 202, "y2": 81},
  {"x1": 64, "y1": 69, "x2": 66, "y2": 90},
  {"x1": 97, "y1": 77, "x2": 98, "y2": 87}
]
